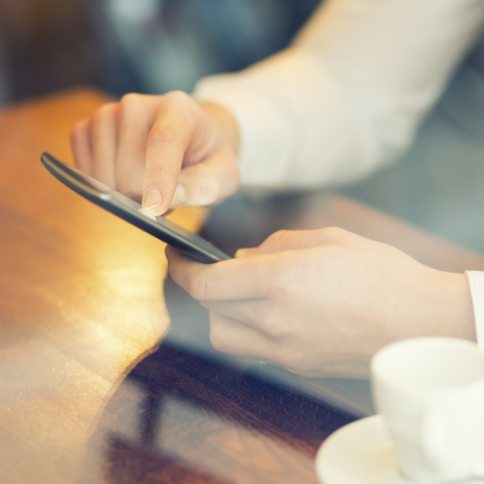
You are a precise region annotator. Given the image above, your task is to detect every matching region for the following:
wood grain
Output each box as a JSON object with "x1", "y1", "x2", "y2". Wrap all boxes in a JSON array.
[
  {"x1": 1, "y1": 89, "x2": 484, "y2": 484},
  {"x1": 0, "y1": 89, "x2": 205, "y2": 483}
]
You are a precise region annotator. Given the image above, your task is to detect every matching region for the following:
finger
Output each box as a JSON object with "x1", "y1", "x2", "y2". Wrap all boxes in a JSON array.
[
  {"x1": 234, "y1": 232, "x2": 318, "y2": 259},
  {"x1": 166, "y1": 246, "x2": 276, "y2": 301},
  {"x1": 208, "y1": 312, "x2": 275, "y2": 360},
  {"x1": 235, "y1": 247, "x2": 259, "y2": 258},
  {"x1": 203, "y1": 299, "x2": 274, "y2": 334},
  {"x1": 90, "y1": 103, "x2": 118, "y2": 187},
  {"x1": 116, "y1": 94, "x2": 159, "y2": 197},
  {"x1": 169, "y1": 146, "x2": 239, "y2": 208},
  {"x1": 71, "y1": 118, "x2": 93, "y2": 174},
  {"x1": 203, "y1": 299, "x2": 261, "y2": 328},
  {"x1": 143, "y1": 96, "x2": 194, "y2": 215},
  {"x1": 243, "y1": 227, "x2": 349, "y2": 256},
  {"x1": 260, "y1": 230, "x2": 327, "y2": 254}
]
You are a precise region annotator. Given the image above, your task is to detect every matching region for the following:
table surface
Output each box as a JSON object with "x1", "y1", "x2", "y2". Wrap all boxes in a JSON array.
[{"x1": 1, "y1": 89, "x2": 484, "y2": 484}]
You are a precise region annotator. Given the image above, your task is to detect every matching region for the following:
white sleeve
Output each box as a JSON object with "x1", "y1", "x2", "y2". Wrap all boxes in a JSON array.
[
  {"x1": 194, "y1": 0, "x2": 484, "y2": 189},
  {"x1": 466, "y1": 271, "x2": 484, "y2": 347}
]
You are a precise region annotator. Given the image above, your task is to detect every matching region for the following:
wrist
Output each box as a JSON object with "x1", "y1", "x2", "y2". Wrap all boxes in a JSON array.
[{"x1": 200, "y1": 102, "x2": 240, "y2": 156}]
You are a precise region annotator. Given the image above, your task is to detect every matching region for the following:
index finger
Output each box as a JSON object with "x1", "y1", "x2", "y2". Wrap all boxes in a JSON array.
[
  {"x1": 166, "y1": 247, "x2": 275, "y2": 302},
  {"x1": 142, "y1": 95, "x2": 195, "y2": 215}
]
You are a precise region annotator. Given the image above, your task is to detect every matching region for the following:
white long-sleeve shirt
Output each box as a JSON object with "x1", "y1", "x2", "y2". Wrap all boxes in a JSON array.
[{"x1": 194, "y1": 0, "x2": 484, "y2": 345}]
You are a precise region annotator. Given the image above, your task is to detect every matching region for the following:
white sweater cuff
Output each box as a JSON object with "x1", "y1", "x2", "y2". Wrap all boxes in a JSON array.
[
  {"x1": 194, "y1": 74, "x2": 296, "y2": 188},
  {"x1": 465, "y1": 271, "x2": 484, "y2": 347},
  {"x1": 193, "y1": 50, "x2": 366, "y2": 190}
]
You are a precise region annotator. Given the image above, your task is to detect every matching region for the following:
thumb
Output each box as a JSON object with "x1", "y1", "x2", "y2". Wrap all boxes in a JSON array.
[{"x1": 169, "y1": 147, "x2": 239, "y2": 208}]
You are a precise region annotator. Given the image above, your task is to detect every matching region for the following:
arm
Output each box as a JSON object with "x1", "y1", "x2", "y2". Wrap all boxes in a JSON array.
[
  {"x1": 195, "y1": 0, "x2": 484, "y2": 188},
  {"x1": 71, "y1": 0, "x2": 484, "y2": 212}
]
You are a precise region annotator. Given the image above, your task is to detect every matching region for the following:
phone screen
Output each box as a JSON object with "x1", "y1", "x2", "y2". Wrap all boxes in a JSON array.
[{"x1": 40, "y1": 152, "x2": 231, "y2": 264}]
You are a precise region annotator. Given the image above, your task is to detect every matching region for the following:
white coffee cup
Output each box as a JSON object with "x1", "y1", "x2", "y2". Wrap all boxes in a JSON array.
[{"x1": 371, "y1": 337, "x2": 484, "y2": 483}]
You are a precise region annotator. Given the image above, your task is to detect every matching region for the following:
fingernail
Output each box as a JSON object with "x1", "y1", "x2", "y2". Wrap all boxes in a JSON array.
[
  {"x1": 138, "y1": 207, "x2": 157, "y2": 221},
  {"x1": 171, "y1": 184, "x2": 186, "y2": 207},
  {"x1": 142, "y1": 188, "x2": 162, "y2": 211}
]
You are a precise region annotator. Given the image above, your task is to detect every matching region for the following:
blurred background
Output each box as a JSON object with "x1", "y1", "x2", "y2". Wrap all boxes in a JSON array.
[
  {"x1": 0, "y1": 0, "x2": 483, "y2": 252},
  {"x1": 0, "y1": 0, "x2": 319, "y2": 102}
]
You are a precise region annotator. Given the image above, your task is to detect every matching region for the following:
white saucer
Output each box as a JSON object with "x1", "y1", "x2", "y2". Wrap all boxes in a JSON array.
[{"x1": 315, "y1": 415, "x2": 484, "y2": 484}]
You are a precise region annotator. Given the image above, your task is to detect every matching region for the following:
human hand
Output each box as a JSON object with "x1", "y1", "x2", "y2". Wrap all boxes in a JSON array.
[
  {"x1": 71, "y1": 91, "x2": 240, "y2": 215},
  {"x1": 166, "y1": 228, "x2": 474, "y2": 378}
]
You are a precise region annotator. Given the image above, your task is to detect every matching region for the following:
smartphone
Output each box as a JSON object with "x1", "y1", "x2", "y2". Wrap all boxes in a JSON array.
[{"x1": 40, "y1": 152, "x2": 231, "y2": 264}]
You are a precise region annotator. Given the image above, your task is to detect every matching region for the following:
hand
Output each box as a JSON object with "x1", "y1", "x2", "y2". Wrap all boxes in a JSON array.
[
  {"x1": 166, "y1": 227, "x2": 474, "y2": 378},
  {"x1": 71, "y1": 91, "x2": 240, "y2": 215}
]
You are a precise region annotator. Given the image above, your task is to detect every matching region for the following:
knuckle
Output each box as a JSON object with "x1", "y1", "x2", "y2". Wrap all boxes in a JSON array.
[
  {"x1": 323, "y1": 226, "x2": 342, "y2": 237},
  {"x1": 320, "y1": 226, "x2": 348, "y2": 242},
  {"x1": 94, "y1": 103, "x2": 117, "y2": 121},
  {"x1": 163, "y1": 90, "x2": 190, "y2": 106},
  {"x1": 121, "y1": 92, "x2": 142, "y2": 106},
  {"x1": 264, "y1": 230, "x2": 290, "y2": 249},
  {"x1": 270, "y1": 229, "x2": 289, "y2": 241},
  {"x1": 91, "y1": 104, "x2": 117, "y2": 134},
  {"x1": 147, "y1": 127, "x2": 178, "y2": 148},
  {"x1": 120, "y1": 93, "x2": 146, "y2": 118},
  {"x1": 186, "y1": 273, "x2": 209, "y2": 301}
]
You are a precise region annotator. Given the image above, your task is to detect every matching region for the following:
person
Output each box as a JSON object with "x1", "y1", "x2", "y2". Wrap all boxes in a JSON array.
[{"x1": 71, "y1": 0, "x2": 484, "y2": 377}]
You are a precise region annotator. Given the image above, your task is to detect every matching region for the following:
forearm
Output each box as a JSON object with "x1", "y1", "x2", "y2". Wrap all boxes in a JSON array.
[{"x1": 195, "y1": 0, "x2": 484, "y2": 189}]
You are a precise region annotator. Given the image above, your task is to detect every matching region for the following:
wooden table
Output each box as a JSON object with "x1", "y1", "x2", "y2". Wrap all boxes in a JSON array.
[{"x1": 1, "y1": 90, "x2": 484, "y2": 483}]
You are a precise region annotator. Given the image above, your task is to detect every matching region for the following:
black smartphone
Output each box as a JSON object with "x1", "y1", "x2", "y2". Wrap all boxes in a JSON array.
[{"x1": 40, "y1": 152, "x2": 231, "y2": 264}]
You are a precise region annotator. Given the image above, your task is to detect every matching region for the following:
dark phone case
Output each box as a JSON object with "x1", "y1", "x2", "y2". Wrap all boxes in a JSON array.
[{"x1": 40, "y1": 152, "x2": 230, "y2": 264}]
